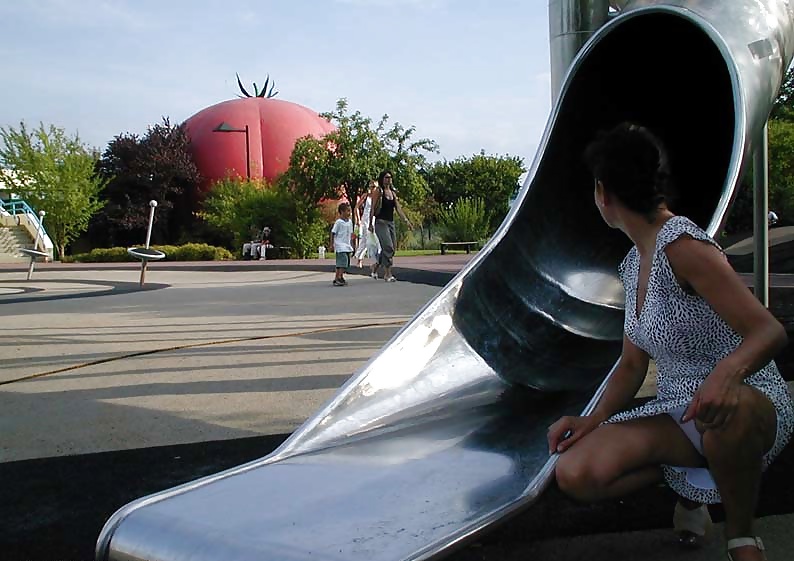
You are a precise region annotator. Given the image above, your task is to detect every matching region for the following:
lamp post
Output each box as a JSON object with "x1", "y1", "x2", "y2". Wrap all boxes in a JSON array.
[{"x1": 213, "y1": 121, "x2": 251, "y2": 179}]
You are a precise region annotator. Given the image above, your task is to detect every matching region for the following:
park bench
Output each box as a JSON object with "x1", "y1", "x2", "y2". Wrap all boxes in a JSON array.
[{"x1": 440, "y1": 241, "x2": 477, "y2": 255}]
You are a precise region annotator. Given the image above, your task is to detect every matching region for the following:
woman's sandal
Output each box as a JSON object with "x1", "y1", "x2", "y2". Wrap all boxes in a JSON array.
[
  {"x1": 673, "y1": 501, "x2": 712, "y2": 548},
  {"x1": 727, "y1": 537, "x2": 765, "y2": 560}
]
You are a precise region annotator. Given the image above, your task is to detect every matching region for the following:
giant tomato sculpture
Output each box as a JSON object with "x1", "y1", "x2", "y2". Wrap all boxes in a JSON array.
[{"x1": 184, "y1": 76, "x2": 335, "y2": 188}]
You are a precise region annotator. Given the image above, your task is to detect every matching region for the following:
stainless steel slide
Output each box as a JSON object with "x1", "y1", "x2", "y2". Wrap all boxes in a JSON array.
[{"x1": 96, "y1": 2, "x2": 794, "y2": 560}]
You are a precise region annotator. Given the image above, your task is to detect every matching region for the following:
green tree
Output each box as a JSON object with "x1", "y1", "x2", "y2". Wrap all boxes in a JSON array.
[
  {"x1": 199, "y1": 177, "x2": 327, "y2": 258},
  {"x1": 0, "y1": 122, "x2": 106, "y2": 258},
  {"x1": 90, "y1": 118, "x2": 201, "y2": 247},
  {"x1": 285, "y1": 98, "x2": 438, "y2": 210},
  {"x1": 425, "y1": 152, "x2": 525, "y2": 232},
  {"x1": 768, "y1": 118, "x2": 794, "y2": 220},
  {"x1": 770, "y1": 64, "x2": 794, "y2": 121},
  {"x1": 437, "y1": 197, "x2": 490, "y2": 242},
  {"x1": 724, "y1": 118, "x2": 794, "y2": 234}
]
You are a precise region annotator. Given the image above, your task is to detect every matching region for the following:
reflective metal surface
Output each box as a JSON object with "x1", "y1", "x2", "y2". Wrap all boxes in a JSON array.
[
  {"x1": 549, "y1": 0, "x2": 610, "y2": 101},
  {"x1": 97, "y1": 2, "x2": 794, "y2": 560}
]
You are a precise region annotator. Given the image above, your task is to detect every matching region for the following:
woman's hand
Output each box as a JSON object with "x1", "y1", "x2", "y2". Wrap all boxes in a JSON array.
[
  {"x1": 681, "y1": 366, "x2": 743, "y2": 430},
  {"x1": 547, "y1": 415, "x2": 602, "y2": 454}
]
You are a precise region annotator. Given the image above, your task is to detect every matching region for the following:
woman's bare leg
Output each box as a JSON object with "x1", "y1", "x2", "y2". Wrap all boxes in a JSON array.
[
  {"x1": 700, "y1": 386, "x2": 777, "y2": 561},
  {"x1": 555, "y1": 415, "x2": 705, "y2": 503}
]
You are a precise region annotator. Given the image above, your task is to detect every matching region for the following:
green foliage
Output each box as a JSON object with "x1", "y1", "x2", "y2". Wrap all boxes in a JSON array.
[
  {"x1": 155, "y1": 243, "x2": 234, "y2": 261},
  {"x1": 0, "y1": 121, "x2": 107, "y2": 259},
  {"x1": 724, "y1": 119, "x2": 794, "y2": 234},
  {"x1": 90, "y1": 118, "x2": 201, "y2": 248},
  {"x1": 768, "y1": 118, "x2": 794, "y2": 221},
  {"x1": 284, "y1": 98, "x2": 438, "y2": 210},
  {"x1": 66, "y1": 247, "x2": 132, "y2": 262},
  {"x1": 425, "y1": 152, "x2": 525, "y2": 232},
  {"x1": 66, "y1": 243, "x2": 233, "y2": 262},
  {"x1": 437, "y1": 197, "x2": 490, "y2": 243},
  {"x1": 771, "y1": 65, "x2": 794, "y2": 121},
  {"x1": 199, "y1": 177, "x2": 326, "y2": 258}
]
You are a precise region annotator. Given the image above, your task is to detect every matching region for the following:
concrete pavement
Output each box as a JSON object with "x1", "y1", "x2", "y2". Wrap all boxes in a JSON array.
[
  {"x1": 0, "y1": 268, "x2": 439, "y2": 461},
  {"x1": 1, "y1": 256, "x2": 792, "y2": 561}
]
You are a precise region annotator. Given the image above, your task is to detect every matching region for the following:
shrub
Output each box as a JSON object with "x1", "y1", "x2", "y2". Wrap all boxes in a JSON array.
[
  {"x1": 71, "y1": 247, "x2": 134, "y2": 262},
  {"x1": 68, "y1": 243, "x2": 233, "y2": 262},
  {"x1": 199, "y1": 177, "x2": 330, "y2": 258},
  {"x1": 437, "y1": 197, "x2": 490, "y2": 242}
]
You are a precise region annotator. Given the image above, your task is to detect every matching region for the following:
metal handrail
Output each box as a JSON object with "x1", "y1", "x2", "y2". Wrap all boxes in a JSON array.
[
  {"x1": 0, "y1": 198, "x2": 37, "y2": 216},
  {"x1": 0, "y1": 198, "x2": 55, "y2": 259}
]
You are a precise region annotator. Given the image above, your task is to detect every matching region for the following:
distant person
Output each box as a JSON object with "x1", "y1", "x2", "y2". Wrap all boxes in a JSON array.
[
  {"x1": 243, "y1": 225, "x2": 263, "y2": 260},
  {"x1": 354, "y1": 180, "x2": 382, "y2": 271},
  {"x1": 258, "y1": 226, "x2": 273, "y2": 260},
  {"x1": 331, "y1": 202, "x2": 354, "y2": 286},
  {"x1": 370, "y1": 170, "x2": 413, "y2": 282},
  {"x1": 768, "y1": 210, "x2": 778, "y2": 227},
  {"x1": 547, "y1": 123, "x2": 792, "y2": 561}
]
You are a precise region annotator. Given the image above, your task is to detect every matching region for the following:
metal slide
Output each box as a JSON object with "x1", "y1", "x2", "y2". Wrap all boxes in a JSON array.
[{"x1": 96, "y1": 2, "x2": 794, "y2": 560}]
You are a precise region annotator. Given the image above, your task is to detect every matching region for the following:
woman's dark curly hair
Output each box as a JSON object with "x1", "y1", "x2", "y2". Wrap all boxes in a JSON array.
[{"x1": 584, "y1": 123, "x2": 673, "y2": 219}]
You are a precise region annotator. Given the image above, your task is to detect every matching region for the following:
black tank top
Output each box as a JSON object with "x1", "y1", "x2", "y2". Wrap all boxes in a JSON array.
[{"x1": 376, "y1": 195, "x2": 395, "y2": 221}]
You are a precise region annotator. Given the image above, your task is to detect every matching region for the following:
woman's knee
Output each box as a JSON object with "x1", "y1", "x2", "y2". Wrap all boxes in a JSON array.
[
  {"x1": 700, "y1": 388, "x2": 776, "y2": 461},
  {"x1": 555, "y1": 452, "x2": 611, "y2": 501}
]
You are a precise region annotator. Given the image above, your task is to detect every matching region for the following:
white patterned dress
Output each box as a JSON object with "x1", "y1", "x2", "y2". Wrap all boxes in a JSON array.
[{"x1": 608, "y1": 216, "x2": 794, "y2": 504}]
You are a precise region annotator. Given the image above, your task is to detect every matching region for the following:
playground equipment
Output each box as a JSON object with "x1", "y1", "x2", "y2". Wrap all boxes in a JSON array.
[
  {"x1": 97, "y1": 1, "x2": 794, "y2": 560},
  {"x1": 19, "y1": 210, "x2": 49, "y2": 281},
  {"x1": 127, "y1": 200, "x2": 165, "y2": 287}
]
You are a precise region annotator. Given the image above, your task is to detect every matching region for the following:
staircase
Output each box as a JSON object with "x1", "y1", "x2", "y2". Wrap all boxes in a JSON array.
[{"x1": 0, "y1": 225, "x2": 34, "y2": 263}]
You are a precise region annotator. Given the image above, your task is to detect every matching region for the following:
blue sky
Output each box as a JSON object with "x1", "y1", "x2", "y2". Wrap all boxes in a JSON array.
[{"x1": 0, "y1": 0, "x2": 552, "y2": 166}]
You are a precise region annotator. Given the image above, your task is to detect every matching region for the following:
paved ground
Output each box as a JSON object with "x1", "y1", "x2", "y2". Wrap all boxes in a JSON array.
[{"x1": 1, "y1": 255, "x2": 792, "y2": 561}]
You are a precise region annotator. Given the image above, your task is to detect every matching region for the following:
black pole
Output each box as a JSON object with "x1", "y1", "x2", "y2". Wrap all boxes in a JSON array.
[{"x1": 244, "y1": 125, "x2": 251, "y2": 179}]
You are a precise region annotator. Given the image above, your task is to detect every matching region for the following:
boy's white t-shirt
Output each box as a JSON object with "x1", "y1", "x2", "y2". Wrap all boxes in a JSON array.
[{"x1": 332, "y1": 218, "x2": 354, "y2": 253}]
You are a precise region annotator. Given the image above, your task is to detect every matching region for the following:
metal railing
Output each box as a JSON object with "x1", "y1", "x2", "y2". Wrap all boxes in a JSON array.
[
  {"x1": 0, "y1": 198, "x2": 38, "y2": 217},
  {"x1": 0, "y1": 198, "x2": 55, "y2": 259}
]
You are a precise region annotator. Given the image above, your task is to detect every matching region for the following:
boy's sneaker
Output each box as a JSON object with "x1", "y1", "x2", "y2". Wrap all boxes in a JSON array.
[
  {"x1": 370, "y1": 272, "x2": 378, "y2": 280},
  {"x1": 341, "y1": 279, "x2": 348, "y2": 286},
  {"x1": 332, "y1": 279, "x2": 344, "y2": 286},
  {"x1": 385, "y1": 276, "x2": 397, "y2": 282}
]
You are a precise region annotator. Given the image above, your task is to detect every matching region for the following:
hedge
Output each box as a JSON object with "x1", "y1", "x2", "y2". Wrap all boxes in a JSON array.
[{"x1": 65, "y1": 243, "x2": 234, "y2": 263}]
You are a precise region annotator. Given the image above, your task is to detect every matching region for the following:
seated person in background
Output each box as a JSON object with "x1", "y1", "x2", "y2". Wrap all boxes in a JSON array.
[{"x1": 242, "y1": 226, "x2": 274, "y2": 260}]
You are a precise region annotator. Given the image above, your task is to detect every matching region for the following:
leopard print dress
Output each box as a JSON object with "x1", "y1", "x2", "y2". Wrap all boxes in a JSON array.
[{"x1": 608, "y1": 216, "x2": 794, "y2": 504}]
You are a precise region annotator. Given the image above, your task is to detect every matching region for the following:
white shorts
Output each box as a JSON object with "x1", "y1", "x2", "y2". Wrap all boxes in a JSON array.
[
  {"x1": 667, "y1": 404, "x2": 704, "y2": 455},
  {"x1": 667, "y1": 404, "x2": 715, "y2": 491}
]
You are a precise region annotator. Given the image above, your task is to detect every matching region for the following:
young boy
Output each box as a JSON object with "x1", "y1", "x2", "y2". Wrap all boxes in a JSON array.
[{"x1": 331, "y1": 202, "x2": 354, "y2": 286}]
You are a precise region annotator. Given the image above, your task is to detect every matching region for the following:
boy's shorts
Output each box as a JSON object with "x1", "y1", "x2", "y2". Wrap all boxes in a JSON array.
[{"x1": 335, "y1": 252, "x2": 351, "y2": 269}]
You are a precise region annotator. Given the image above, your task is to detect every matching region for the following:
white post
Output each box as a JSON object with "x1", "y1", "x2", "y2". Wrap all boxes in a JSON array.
[
  {"x1": 26, "y1": 210, "x2": 46, "y2": 281},
  {"x1": 140, "y1": 200, "x2": 158, "y2": 287}
]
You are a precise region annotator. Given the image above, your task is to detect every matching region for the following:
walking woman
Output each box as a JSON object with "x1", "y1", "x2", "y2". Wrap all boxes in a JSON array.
[
  {"x1": 547, "y1": 123, "x2": 793, "y2": 561},
  {"x1": 354, "y1": 179, "x2": 381, "y2": 269},
  {"x1": 370, "y1": 170, "x2": 413, "y2": 282}
]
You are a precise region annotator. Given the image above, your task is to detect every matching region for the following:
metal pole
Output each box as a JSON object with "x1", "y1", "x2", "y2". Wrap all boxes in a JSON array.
[
  {"x1": 144, "y1": 200, "x2": 157, "y2": 249},
  {"x1": 244, "y1": 125, "x2": 251, "y2": 179},
  {"x1": 140, "y1": 200, "x2": 158, "y2": 287},
  {"x1": 548, "y1": 0, "x2": 610, "y2": 103},
  {"x1": 26, "y1": 210, "x2": 45, "y2": 281},
  {"x1": 753, "y1": 122, "x2": 769, "y2": 307}
]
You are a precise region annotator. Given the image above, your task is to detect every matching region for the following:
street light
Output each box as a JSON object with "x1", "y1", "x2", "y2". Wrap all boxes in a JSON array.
[{"x1": 213, "y1": 121, "x2": 251, "y2": 179}]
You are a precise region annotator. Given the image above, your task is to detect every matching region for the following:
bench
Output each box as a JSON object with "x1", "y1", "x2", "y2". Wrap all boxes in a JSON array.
[
  {"x1": 440, "y1": 241, "x2": 477, "y2": 255},
  {"x1": 268, "y1": 246, "x2": 292, "y2": 259}
]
